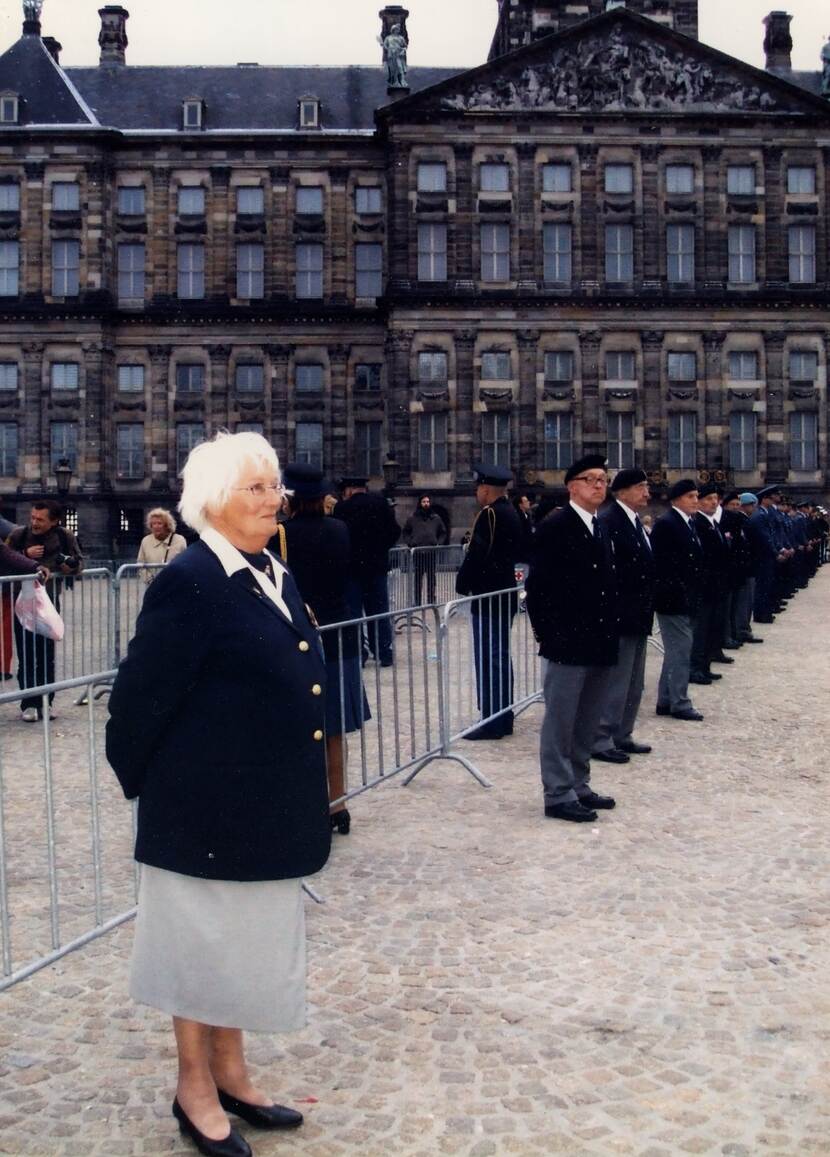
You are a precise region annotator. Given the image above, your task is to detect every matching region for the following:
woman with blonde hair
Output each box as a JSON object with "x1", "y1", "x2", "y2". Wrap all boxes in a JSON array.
[{"x1": 137, "y1": 507, "x2": 187, "y2": 567}]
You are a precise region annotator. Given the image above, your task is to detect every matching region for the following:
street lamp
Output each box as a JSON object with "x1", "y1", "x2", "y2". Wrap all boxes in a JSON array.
[
  {"x1": 382, "y1": 453, "x2": 399, "y2": 502},
  {"x1": 54, "y1": 458, "x2": 72, "y2": 498}
]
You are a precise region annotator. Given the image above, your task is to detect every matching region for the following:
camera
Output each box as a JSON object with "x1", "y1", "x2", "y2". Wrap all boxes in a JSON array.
[{"x1": 54, "y1": 552, "x2": 80, "y2": 570}]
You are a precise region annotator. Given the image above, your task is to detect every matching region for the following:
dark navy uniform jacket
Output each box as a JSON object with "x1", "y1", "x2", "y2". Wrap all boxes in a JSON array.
[
  {"x1": 106, "y1": 538, "x2": 331, "y2": 882},
  {"x1": 456, "y1": 496, "x2": 525, "y2": 596},
  {"x1": 598, "y1": 499, "x2": 655, "y2": 638},
  {"x1": 333, "y1": 491, "x2": 401, "y2": 578},
  {"x1": 651, "y1": 507, "x2": 704, "y2": 617},
  {"x1": 693, "y1": 511, "x2": 730, "y2": 603}
]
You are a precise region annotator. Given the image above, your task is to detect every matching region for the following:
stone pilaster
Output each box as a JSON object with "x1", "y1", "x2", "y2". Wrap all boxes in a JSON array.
[
  {"x1": 453, "y1": 329, "x2": 476, "y2": 482},
  {"x1": 385, "y1": 329, "x2": 414, "y2": 482},
  {"x1": 578, "y1": 329, "x2": 602, "y2": 448},
  {"x1": 516, "y1": 328, "x2": 539, "y2": 476},
  {"x1": 641, "y1": 329, "x2": 664, "y2": 473},
  {"x1": 20, "y1": 341, "x2": 44, "y2": 490},
  {"x1": 329, "y1": 343, "x2": 349, "y2": 476},
  {"x1": 703, "y1": 332, "x2": 726, "y2": 466}
]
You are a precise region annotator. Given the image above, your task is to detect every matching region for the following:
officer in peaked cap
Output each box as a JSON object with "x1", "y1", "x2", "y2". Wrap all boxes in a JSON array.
[
  {"x1": 456, "y1": 462, "x2": 525, "y2": 740},
  {"x1": 747, "y1": 484, "x2": 787, "y2": 623}
]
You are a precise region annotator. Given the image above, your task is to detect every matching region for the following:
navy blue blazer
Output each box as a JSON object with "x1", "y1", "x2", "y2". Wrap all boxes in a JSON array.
[
  {"x1": 598, "y1": 500, "x2": 655, "y2": 638},
  {"x1": 651, "y1": 507, "x2": 704, "y2": 616},
  {"x1": 106, "y1": 540, "x2": 331, "y2": 882}
]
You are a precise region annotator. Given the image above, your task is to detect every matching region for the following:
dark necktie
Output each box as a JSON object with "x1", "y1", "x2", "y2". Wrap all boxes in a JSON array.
[
  {"x1": 591, "y1": 516, "x2": 600, "y2": 539},
  {"x1": 634, "y1": 514, "x2": 650, "y2": 550},
  {"x1": 689, "y1": 519, "x2": 701, "y2": 548}
]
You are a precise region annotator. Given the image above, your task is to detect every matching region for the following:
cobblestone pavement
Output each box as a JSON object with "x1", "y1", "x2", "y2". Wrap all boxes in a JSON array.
[{"x1": 1, "y1": 573, "x2": 829, "y2": 1157}]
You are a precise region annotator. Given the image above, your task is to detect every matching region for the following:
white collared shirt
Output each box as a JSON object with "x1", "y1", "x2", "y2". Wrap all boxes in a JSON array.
[
  {"x1": 671, "y1": 506, "x2": 694, "y2": 529},
  {"x1": 200, "y1": 524, "x2": 293, "y2": 621},
  {"x1": 713, "y1": 505, "x2": 723, "y2": 523},
  {"x1": 569, "y1": 500, "x2": 597, "y2": 535}
]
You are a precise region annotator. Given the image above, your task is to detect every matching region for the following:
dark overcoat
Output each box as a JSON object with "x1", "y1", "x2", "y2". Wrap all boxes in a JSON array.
[
  {"x1": 525, "y1": 504, "x2": 619, "y2": 666},
  {"x1": 105, "y1": 541, "x2": 331, "y2": 882},
  {"x1": 598, "y1": 500, "x2": 655, "y2": 637},
  {"x1": 332, "y1": 491, "x2": 401, "y2": 578},
  {"x1": 650, "y1": 507, "x2": 704, "y2": 616},
  {"x1": 275, "y1": 514, "x2": 358, "y2": 661},
  {"x1": 456, "y1": 496, "x2": 525, "y2": 596}
]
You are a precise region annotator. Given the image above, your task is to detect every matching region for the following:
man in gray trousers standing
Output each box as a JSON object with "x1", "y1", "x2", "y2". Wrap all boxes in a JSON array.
[{"x1": 525, "y1": 455, "x2": 620, "y2": 824}]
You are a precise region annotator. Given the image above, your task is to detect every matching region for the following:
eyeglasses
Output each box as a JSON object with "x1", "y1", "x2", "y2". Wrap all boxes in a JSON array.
[
  {"x1": 570, "y1": 475, "x2": 608, "y2": 487},
  {"x1": 233, "y1": 483, "x2": 283, "y2": 499}
]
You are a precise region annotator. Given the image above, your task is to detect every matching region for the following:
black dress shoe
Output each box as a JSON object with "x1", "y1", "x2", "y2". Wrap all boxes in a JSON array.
[
  {"x1": 172, "y1": 1099, "x2": 252, "y2": 1157},
  {"x1": 463, "y1": 724, "x2": 508, "y2": 741},
  {"x1": 330, "y1": 808, "x2": 351, "y2": 835},
  {"x1": 723, "y1": 642, "x2": 742, "y2": 650},
  {"x1": 689, "y1": 673, "x2": 712, "y2": 685},
  {"x1": 544, "y1": 801, "x2": 597, "y2": 823},
  {"x1": 217, "y1": 1089, "x2": 303, "y2": 1130},
  {"x1": 578, "y1": 790, "x2": 616, "y2": 810},
  {"x1": 711, "y1": 653, "x2": 735, "y2": 664},
  {"x1": 742, "y1": 636, "x2": 764, "y2": 643},
  {"x1": 590, "y1": 748, "x2": 630, "y2": 764},
  {"x1": 754, "y1": 616, "x2": 774, "y2": 624},
  {"x1": 671, "y1": 708, "x2": 704, "y2": 721},
  {"x1": 655, "y1": 704, "x2": 671, "y2": 716},
  {"x1": 617, "y1": 740, "x2": 652, "y2": 755},
  {"x1": 705, "y1": 670, "x2": 723, "y2": 680}
]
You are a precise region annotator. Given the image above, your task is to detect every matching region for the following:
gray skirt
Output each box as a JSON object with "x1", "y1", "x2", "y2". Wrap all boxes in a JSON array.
[{"x1": 130, "y1": 865, "x2": 306, "y2": 1033}]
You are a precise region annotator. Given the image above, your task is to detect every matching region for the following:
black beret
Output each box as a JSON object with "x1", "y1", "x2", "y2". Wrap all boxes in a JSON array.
[
  {"x1": 283, "y1": 463, "x2": 333, "y2": 498},
  {"x1": 564, "y1": 454, "x2": 607, "y2": 484},
  {"x1": 697, "y1": 482, "x2": 719, "y2": 498},
  {"x1": 668, "y1": 478, "x2": 698, "y2": 500},
  {"x1": 472, "y1": 462, "x2": 513, "y2": 486},
  {"x1": 722, "y1": 490, "x2": 740, "y2": 504},
  {"x1": 610, "y1": 468, "x2": 648, "y2": 493}
]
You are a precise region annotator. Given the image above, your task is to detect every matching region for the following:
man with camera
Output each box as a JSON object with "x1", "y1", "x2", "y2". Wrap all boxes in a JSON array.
[{"x1": 7, "y1": 499, "x2": 83, "y2": 721}]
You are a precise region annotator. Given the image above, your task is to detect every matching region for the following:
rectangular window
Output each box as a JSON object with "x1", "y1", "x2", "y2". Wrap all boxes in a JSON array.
[
  {"x1": 117, "y1": 243, "x2": 145, "y2": 300},
  {"x1": 0, "y1": 96, "x2": 17, "y2": 124},
  {"x1": 355, "y1": 363, "x2": 382, "y2": 391},
  {"x1": 177, "y1": 243, "x2": 205, "y2": 299},
  {"x1": 296, "y1": 186, "x2": 323, "y2": 215},
  {"x1": 727, "y1": 165, "x2": 755, "y2": 195},
  {"x1": 0, "y1": 184, "x2": 19, "y2": 211},
  {"x1": 51, "y1": 362, "x2": 79, "y2": 390},
  {"x1": 355, "y1": 187, "x2": 382, "y2": 214},
  {"x1": 0, "y1": 363, "x2": 18, "y2": 390},
  {"x1": 417, "y1": 163, "x2": 447, "y2": 193},
  {"x1": 604, "y1": 164, "x2": 633, "y2": 194},
  {"x1": 0, "y1": 241, "x2": 19, "y2": 296},
  {"x1": 480, "y1": 163, "x2": 509, "y2": 193},
  {"x1": 51, "y1": 421, "x2": 78, "y2": 472},
  {"x1": 542, "y1": 163, "x2": 572, "y2": 193},
  {"x1": 544, "y1": 351, "x2": 574, "y2": 382},
  {"x1": 299, "y1": 100, "x2": 319, "y2": 128},
  {"x1": 788, "y1": 225, "x2": 815, "y2": 284},
  {"x1": 668, "y1": 412, "x2": 697, "y2": 469},
  {"x1": 480, "y1": 223, "x2": 510, "y2": 282},
  {"x1": 418, "y1": 352, "x2": 448, "y2": 385},
  {"x1": 51, "y1": 239, "x2": 79, "y2": 296},
  {"x1": 117, "y1": 186, "x2": 145, "y2": 215},
  {"x1": 418, "y1": 412, "x2": 448, "y2": 472},
  {"x1": 728, "y1": 225, "x2": 755, "y2": 283},
  {"x1": 116, "y1": 423, "x2": 144, "y2": 479},
  {"x1": 543, "y1": 412, "x2": 573, "y2": 469},
  {"x1": 729, "y1": 411, "x2": 757, "y2": 470},
  {"x1": 355, "y1": 420, "x2": 382, "y2": 477},
  {"x1": 0, "y1": 422, "x2": 17, "y2": 475},
  {"x1": 667, "y1": 352, "x2": 697, "y2": 381},
  {"x1": 789, "y1": 349, "x2": 818, "y2": 381},
  {"x1": 236, "y1": 187, "x2": 264, "y2": 215},
  {"x1": 605, "y1": 224, "x2": 633, "y2": 282},
  {"x1": 175, "y1": 363, "x2": 204, "y2": 394},
  {"x1": 355, "y1": 243, "x2": 383, "y2": 297},
  {"x1": 728, "y1": 351, "x2": 758, "y2": 381},
  {"x1": 790, "y1": 411, "x2": 818, "y2": 470},
  {"x1": 481, "y1": 352, "x2": 511, "y2": 381},
  {"x1": 417, "y1": 224, "x2": 447, "y2": 282},
  {"x1": 235, "y1": 363, "x2": 264, "y2": 393},
  {"x1": 117, "y1": 365, "x2": 145, "y2": 392},
  {"x1": 236, "y1": 243, "x2": 264, "y2": 299},
  {"x1": 296, "y1": 243, "x2": 323, "y2": 299},
  {"x1": 296, "y1": 421, "x2": 323, "y2": 469},
  {"x1": 52, "y1": 182, "x2": 80, "y2": 211},
  {"x1": 787, "y1": 166, "x2": 816, "y2": 195},
  {"x1": 177, "y1": 187, "x2": 205, "y2": 215},
  {"x1": 236, "y1": 422, "x2": 264, "y2": 435},
  {"x1": 183, "y1": 101, "x2": 202, "y2": 129},
  {"x1": 543, "y1": 223, "x2": 572, "y2": 283},
  {"x1": 605, "y1": 350, "x2": 636, "y2": 381},
  {"x1": 607, "y1": 412, "x2": 634, "y2": 470},
  {"x1": 176, "y1": 423, "x2": 205, "y2": 473},
  {"x1": 667, "y1": 224, "x2": 695, "y2": 284},
  {"x1": 295, "y1": 364, "x2": 323, "y2": 394},
  {"x1": 481, "y1": 412, "x2": 511, "y2": 466},
  {"x1": 665, "y1": 164, "x2": 694, "y2": 194}
]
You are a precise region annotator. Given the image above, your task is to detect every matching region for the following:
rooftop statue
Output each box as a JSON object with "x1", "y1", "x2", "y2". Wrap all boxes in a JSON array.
[
  {"x1": 379, "y1": 23, "x2": 408, "y2": 89},
  {"x1": 822, "y1": 35, "x2": 830, "y2": 98},
  {"x1": 23, "y1": 0, "x2": 44, "y2": 20}
]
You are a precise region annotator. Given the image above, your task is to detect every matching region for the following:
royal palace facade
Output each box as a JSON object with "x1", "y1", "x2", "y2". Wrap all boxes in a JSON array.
[{"x1": 0, "y1": 0, "x2": 829, "y2": 552}]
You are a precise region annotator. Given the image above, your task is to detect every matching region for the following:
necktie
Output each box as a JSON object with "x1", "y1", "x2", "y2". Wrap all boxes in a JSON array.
[
  {"x1": 591, "y1": 516, "x2": 600, "y2": 539},
  {"x1": 635, "y1": 515, "x2": 651, "y2": 550},
  {"x1": 689, "y1": 519, "x2": 701, "y2": 548}
]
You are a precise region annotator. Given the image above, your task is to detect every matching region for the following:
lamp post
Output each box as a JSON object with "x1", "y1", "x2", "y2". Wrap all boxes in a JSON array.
[
  {"x1": 54, "y1": 458, "x2": 72, "y2": 499},
  {"x1": 382, "y1": 453, "x2": 399, "y2": 504}
]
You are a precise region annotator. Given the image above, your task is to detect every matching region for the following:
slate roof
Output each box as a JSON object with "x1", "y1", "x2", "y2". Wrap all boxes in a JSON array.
[{"x1": 0, "y1": 30, "x2": 96, "y2": 125}]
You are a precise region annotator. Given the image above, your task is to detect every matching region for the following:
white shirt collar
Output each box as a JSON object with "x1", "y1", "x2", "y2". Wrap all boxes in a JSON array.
[
  {"x1": 200, "y1": 525, "x2": 292, "y2": 620},
  {"x1": 615, "y1": 498, "x2": 638, "y2": 526},
  {"x1": 671, "y1": 505, "x2": 692, "y2": 527},
  {"x1": 700, "y1": 511, "x2": 717, "y2": 526},
  {"x1": 569, "y1": 500, "x2": 596, "y2": 533},
  {"x1": 713, "y1": 505, "x2": 723, "y2": 522}
]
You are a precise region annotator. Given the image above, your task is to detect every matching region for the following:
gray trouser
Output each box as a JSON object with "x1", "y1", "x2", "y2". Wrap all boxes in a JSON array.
[
  {"x1": 540, "y1": 659, "x2": 616, "y2": 806},
  {"x1": 733, "y1": 578, "x2": 755, "y2": 638},
  {"x1": 656, "y1": 612, "x2": 694, "y2": 712},
  {"x1": 593, "y1": 633, "x2": 648, "y2": 752}
]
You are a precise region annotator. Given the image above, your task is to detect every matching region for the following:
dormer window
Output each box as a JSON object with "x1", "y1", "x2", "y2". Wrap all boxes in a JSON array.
[
  {"x1": 299, "y1": 98, "x2": 320, "y2": 129},
  {"x1": 182, "y1": 99, "x2": 204, "y2": 130},
  {"x1": 0, "y1": 94, "x2": 19, "y2": 124}
]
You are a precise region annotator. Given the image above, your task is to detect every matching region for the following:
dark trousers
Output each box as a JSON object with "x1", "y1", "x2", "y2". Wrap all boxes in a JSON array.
[
  {"x1": 753, "y1": 559, "x2": 777, "y2": 620},
  {"x1": 471, "y1": 593, "x2": 516, "y2": 731},
  {"x1": 346, "y1": 573, "x2": 393, "y2": 663},
  {"x1": 413, "y1": 553, "x2": 437, "y2": 605},
  {"x1": 690, "y1": 598, "x2": 720, "y2": 675},
  {"x1": 14, "y1": 615, "x2": 57, "y2": 712}
]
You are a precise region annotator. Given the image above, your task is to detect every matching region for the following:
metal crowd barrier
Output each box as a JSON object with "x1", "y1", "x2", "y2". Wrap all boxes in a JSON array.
[{"x1": 112, "y1": 563, "x2": 164, "y2": 664}]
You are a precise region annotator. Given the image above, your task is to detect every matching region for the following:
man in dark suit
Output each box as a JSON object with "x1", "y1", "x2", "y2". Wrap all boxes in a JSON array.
[
  {"x1": 650, "y1": 479, "x2": 704, "y2": 721},
  {"x1": 690, "y1": 483, "x2": 732, "y2": 685},
  {"x1": 719, "y1": 490, "x2": 761, "y2": 648},
  {"x1": 525, "y1": 454, "x2": 619, "y2": 823},
  {"x1": 456, "y1": 463, "x2": 525, "y2": 740},
  {"x1": 593, "y1": 468, "x2": 656, "y2": 762},
  {"x1": 747, "y1": 485, "x2": 785, "y2": 624}
]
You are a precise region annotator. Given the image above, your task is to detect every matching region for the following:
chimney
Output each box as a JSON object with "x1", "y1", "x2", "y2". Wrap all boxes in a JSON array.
[
  {"x1": 43, "y1": 35, "x2": 62, "y2": 64},
  {"x1": 98, "y1": 5, "x2": 129, "y2": 66},
  {"x1": 763, "y1": 11, "x2": 792, "y2": 73}
]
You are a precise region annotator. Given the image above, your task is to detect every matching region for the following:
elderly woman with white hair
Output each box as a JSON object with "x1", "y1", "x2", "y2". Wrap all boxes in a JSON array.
[
  {"x1": 106, "y1": 432, "x2": 330, "y2": 1157},
  {"x1": 136, "y1": 507, "x2": 187, "y2": 567}
]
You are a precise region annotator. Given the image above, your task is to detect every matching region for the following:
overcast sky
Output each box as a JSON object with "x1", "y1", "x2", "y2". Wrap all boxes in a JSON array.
[{"x1": 0, "y1": 0, "x2": 825, "y2": 72}]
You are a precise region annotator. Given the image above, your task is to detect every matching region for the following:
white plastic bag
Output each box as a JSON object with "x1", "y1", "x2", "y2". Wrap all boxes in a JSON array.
[{"x1": 14, "y1": 580, "x2": 65, "y2": 641}]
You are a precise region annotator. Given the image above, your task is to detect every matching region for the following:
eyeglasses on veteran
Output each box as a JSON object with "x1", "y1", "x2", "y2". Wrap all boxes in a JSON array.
[
  {"x1": 233, "y1": 482, "x2": 284, "y2": 498},
  {"x1": 570, "y1": 474, "x2": 609, "y2": 487}
]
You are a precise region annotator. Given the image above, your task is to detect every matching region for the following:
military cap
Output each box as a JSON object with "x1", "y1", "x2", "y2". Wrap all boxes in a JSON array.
[
  {"x1": 610, "y1": 467, "x2": 648, "y2": 492},
  {"x1": 722, "y1": 490, "x2": 740, "y2": 504},
  {"x1": 282, "y1": 462, "x2": 332, "y2": 498},
  {"x1": 739, "y1": 492, "x2": 758, "y2": 506},
  {"x1": 796, "y1": 501, "x2": 811, "y2": 510},
  {"x1": 338, "y1": 475, "x2": 369, "y2": 489},
  {"x1": 756, "y1": 484, "x2": 783, "y2": 500},
  {"x1": 472, "y1": 462, "x2": 513, "y2": 486},
  {"x1": 667, "y1": 478, "x2": 698, "y2": 500},
  {"x1": 697, "y1": 482, "x2": 720, "y2": 499},
  {"x1": 564, "y1": 454, "x2": 607, "y2": 484}
]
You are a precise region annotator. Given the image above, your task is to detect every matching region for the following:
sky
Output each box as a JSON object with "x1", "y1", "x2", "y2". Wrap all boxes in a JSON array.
[{"x1": 0, "y1": 0, "x2": 825, "y2": 73}]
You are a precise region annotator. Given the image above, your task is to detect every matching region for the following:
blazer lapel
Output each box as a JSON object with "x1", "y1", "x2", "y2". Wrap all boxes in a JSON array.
[{"x1": 233, "y1": 568, "x2": 304, "y2": 635}]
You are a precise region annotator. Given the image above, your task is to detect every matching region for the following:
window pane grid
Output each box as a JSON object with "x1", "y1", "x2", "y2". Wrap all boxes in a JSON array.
[
  {"x1": 417, "y1": 224, "x2": 447, "y2": 282},
  {"x1": 727, "y1": 166, "x2": 755, "y2": 195},
  {"x1": 52, "y1": 240, "x2": 79, "y2": 296},
  {"x1": 355, "y1": 364, "x2": 382, "y2": 391},
  {"x1": 0, "y1": 184, "x2": 20, "y2": 212},
  {"x1": 177, "y1": 244, "x2": 205, "y2": 299},
  {"x1": 51, "y1": 363, "x2": 79, "y2": 390},
  {"x1": 236, "y1": 244, "x2": 264, "y2": 298},
  {"x1": 668, "y1": 412, "x2": 697, "y2": 469},
  {"x1": 177, "y1": 187, "x2": 205, "y2": 215},
  {"x1": 52, "y1": 183, "x2": 79, "y2": 211},
  {"x1": 480, "y1": 163, "x2": 509, "y2": 193},
  {"x1": 481, "y1": 412, "x2": 510, "y2": 466},
  {"x1": 543, "y1": 223, "x2": 572, "y2": 282},
  {"x1": 296, "y1": 422, "x2": 323, "y2": 468},
  {"x1": 176, "y1": 423, "x2": 205, "y2": 472},
  {"x1": 117, "y1": 365, "x2": 145, "y2": 392},
  {"x1": 235, "y1": 364, "x2": 264, "y2": 393},
  {"x1": 0, "y1": 241, "x2": 19, "y2": 296},
  {"x1": 481, "y1": 352, "x2": 511, "y2": 381},
  {"x1": 606, "y1": 351, "x2": 636, "y2": 381},
  {"x1": 418, "y1": 352, "x2": 447, "y2": 385},
  {"x1": 605, "y1": 225, "x2": 633, "y2": 282},
  {"x1": 665, "y1": 165, "x2": 694, "y2": 194},
  {"x1": 355, "y1": 187, "x2": 382, "y2": 214},
  {"x1": 605, "y1": 164, "x2": 633, "y2": 194},
  {"x1": 729, "y1": 412, "x2": 757, "y2": 469},
  {"x1": 542, "y1": 164, "x2": 572, "y2": 193},
  {"x1": 0, "y1": 363, "x2": 18, "y2": 391},
  {"x1": 667, "y1": 224, "x2": 694, "y2": 283},
  {"x1": 480, "y1": 223, "x2": 510, "y2": 282},
  {"x1": 417, "y1": 163, "x2": 447, "y2": 193},
  {"x1": 355, "y1": 243, "x2": 383, "y2": 297},
  {"x1": 176, "y1": 364, "x2": 204, "y2": 394},
  {"x1": 543, "y1": 412, "x2": 573, "y2": 469},
  {"x1": 117, "y1": 187, "x2": 145, "y2": 215},
  {"x1": 607, "y1": 412, "x2": 634, "y2": 469},
  {"x1": 0, "y1": 422, "x2": 18, "y2": 475},
  {"x1": 728, "y1": 226, "x2": 755, "y2": 283},
  {"x1": 787, "y1": 167, "x2": 816, "y2": 195},
  {"x1": 728, "y1": 352, "x2": 758, "y2": 381},
  {"x1": 236, "y1": 187, "x2": 264, "y2": 215},
  {"x1": 51, "y1": 421, "x2": 78, "y2": 472},
  {"x1": 296, "y1": 243, "x2": 323, "y2": 299},
  {"x1": 790, "y1": 411, "x2": 818, "y2": 470},
  {"x1": 789, "y1": 350, "x2": 818, "y2": 381},
  {"x1": 116, "y1": 424, "x2": 144, "y2": 479},
  {"x1": 667, "y1": 352, "x2": 697, "y2": 381},
  {"x1": 355, "y1": 420, "x2": 382, "y2": 476},
  {"x1": 418, "y1": 412, "x2": 448, "y2": 472},
  {"x1": 788, "y1": 226, "x2": 815, "y2": 283},
  {"x1": 295, "y1": 364, "x2": 323, "y2": 394},
  {"x1": 118, "y1": 243, "x2": 145, "y2": 299},
  {"x1": 544, "y1": 351, "x2": 574, "y2": 382}
]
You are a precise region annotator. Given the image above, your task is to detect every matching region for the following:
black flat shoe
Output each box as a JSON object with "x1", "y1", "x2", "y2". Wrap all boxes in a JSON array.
[
  {"x1": 330, "y1": 808, "x2": 351, "y2": 835},
  {"x1": 544, "y1": 801, "x2": 597, "y2": 823},
  {"x1": 616, "y1": 740, "x2": 652, "y2": 755},
  {"x1": 590, "y1": 748, "x2": 630, "y2": 764},
  {"x1": 172, "y1": 1099, "x2": 251, "y2": 1157},
  {"x1": 578, "y1": 790, "x2": 616, "y2": 810},
  {"x1": 217, "y1": 1089, "x2": 303, "y2": 1130}
]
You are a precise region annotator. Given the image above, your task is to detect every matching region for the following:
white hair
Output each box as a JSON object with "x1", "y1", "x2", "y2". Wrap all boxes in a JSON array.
[
  {"x1": 178, "y1": 431, "x2": 281, "y2": 533},
  {"x1": 146, "y1": 507, "x2": 177, "y2": 534}
]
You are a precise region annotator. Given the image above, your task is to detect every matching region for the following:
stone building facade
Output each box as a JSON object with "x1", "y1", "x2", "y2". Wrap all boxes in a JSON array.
[{"x1": 0, "y1": 0, "x2": 828, "y2": 552}]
